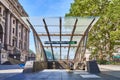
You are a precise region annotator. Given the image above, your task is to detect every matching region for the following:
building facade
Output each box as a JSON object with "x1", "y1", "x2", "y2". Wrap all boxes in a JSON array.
[
  {"x1": 0, "y1": 0, "x2": 29, "y2": 64},
  {"x1": 28, "y1": 50, "x2": 36, "y2": 61}
]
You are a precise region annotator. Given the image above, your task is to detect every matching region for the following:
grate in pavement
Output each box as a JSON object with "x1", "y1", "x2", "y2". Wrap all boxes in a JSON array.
[{"x1": 73, "y1": 71, "x2": 89, "y2": 74}]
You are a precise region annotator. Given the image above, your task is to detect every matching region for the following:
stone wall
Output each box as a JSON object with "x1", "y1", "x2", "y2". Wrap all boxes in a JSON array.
[{"x1": 32, "y1": 61, "x2": 48, "y2": 72}]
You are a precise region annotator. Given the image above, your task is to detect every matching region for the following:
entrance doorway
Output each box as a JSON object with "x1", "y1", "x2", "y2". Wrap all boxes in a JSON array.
[{"x1": 0, "y1": 24, "x2": 3, "y2": 42}]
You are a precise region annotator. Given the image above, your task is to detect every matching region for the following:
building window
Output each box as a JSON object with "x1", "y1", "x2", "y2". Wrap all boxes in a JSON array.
[
  {"x1": 0, "y1": 7, "x2": 1, "y2": 14},
  {"x1": 22, "y1": 11, "x2": 25, "y2": 16},
  {"x1": 3, "y1": 10, "x2": 6, "y2": 19},
  {"x1": 13, "y1": 28, "x2": 15, "y2": 33},
  {"x1": 24, "y1": 33, "x2": 26, "y2": 41},
  {"x1": 19, "y1": 42, "x2": 20, "y2": 49},
  {"x1": 2, "y1": 54, "x2": 5, "y2": 58},
  {"x1": 17, "y1": 5, "x2": 20, "y2": 9},
  {"x1": 12, "y1": 39, "x2": 14, "y2": 46},
  {"x1": 13, "y1": 20, "x2": 15, "y2": 24},
  {"x1": 24, "y1": 42, "x2": 26, "y2": 50},
  {"x1": 19, "y1": 42, "x2": 22, "y2": 49},
  {"x1": 21, "y1": 27, "x2": 23, "y2": 39}
]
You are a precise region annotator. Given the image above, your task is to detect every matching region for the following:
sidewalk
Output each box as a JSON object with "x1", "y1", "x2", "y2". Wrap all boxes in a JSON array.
[
  {"x1": 99, "y1": 65, "x2": 120, "y2": 78},
  {"x1": 0, "y1": 65, "x2": 23, "y2": 80},
  {"x1": 99, "y1": 65, "x2": 120, "y2": 71}
]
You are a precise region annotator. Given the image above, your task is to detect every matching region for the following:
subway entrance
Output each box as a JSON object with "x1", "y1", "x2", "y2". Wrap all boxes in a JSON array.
[{"x1": 22, "y1": 17, "x2": 100, "y2": 73}]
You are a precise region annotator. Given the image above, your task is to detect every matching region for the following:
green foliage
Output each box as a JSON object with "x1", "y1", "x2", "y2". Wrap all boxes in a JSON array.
[
  {"x1": 66, "y1": 0, "x2": 120, "y2": 61},
  {"x1": 97, "y1": 59, "x2": 107, "y2": 64},
  {"x1": 66, "y1": 0, "x2": 110, "y2": 16}
]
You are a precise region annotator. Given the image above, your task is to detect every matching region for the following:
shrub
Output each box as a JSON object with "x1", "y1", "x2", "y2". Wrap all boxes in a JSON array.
[{"x1": 97, "y1": 60, "x2": 107, "y2": 64}]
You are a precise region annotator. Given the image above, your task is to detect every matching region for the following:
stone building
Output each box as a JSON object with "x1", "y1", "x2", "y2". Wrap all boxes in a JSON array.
[
  {"x1": 0, "y1": 0, "x2": 29, "y2": 64},
  {"x1": 28, "y1": 50, "x2": 36, "y2": 61}
]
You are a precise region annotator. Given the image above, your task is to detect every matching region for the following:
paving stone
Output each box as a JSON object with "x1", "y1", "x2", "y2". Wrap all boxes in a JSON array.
[{"x1": 0, "y1": 69, "x2": 120, "y2": 80}]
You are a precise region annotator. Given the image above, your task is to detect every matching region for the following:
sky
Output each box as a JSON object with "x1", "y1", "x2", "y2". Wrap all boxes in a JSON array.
[
  {"x1": 19, "y1": 0, "x2": 73, "y2": 17},
  {"x1": 19, "y1": 0, "x2": 74, "y2": 54}
]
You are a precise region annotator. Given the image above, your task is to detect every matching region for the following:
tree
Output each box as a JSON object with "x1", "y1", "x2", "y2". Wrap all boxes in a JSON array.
[{"x1": 66, "y1": 0, "x2": 120, "y2": 61}]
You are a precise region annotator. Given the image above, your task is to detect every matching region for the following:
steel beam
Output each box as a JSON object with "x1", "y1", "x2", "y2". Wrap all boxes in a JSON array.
[
  {"x1": 44, "y1": 45, "x2": 80, "y2": 48},
  {"x1": 38, "y1": 34, "x2": 84, "y2": 36},
  {"x1": 74, "y1": 18, "x2": 95, "y2": 60},
  {"x1": 67, "y1": 18, "x2": 78, "y2": 60},
  {"x1": 26, "y1": 19, "x2": 48, "y2": 61},
  {"x1": 60, "y1": 17, "x2": 62, "y2": 60},
  {"x1": 43, "y1": 19, "x2": 55, "y2": 60}
]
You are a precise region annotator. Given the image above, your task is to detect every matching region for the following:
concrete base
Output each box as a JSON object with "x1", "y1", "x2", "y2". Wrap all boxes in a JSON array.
[
  {"x1": 32, "y1": 61, "x2": 47, "y2": 72},
  {"x1": 87, "y1": 60, "x2": 100, "y2": 73},
  {"x1": 23, "y1": 61, "x2": 34, "y2": 73},
  {"x1": 23, "y1": 61, "x2": 48, "y2": 73}
]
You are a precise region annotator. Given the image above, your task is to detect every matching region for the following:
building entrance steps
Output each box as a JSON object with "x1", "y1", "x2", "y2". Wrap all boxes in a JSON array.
[{"x1": 48, "y1": 61, "x2": 69, "y2": 69}]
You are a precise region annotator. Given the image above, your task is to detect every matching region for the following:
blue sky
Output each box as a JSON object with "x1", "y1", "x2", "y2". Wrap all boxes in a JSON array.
[
  {"x1": 19, "y1": 0, "x2": 73, "y2": 53},
  {"x1": 19, "y1": 0, "x2": 73, "y2": 17}
]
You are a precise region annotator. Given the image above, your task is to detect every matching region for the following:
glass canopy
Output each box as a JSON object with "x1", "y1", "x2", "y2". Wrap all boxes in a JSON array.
[{"x1": 22, "y1": 17, "x2": 99, "y2": 61}]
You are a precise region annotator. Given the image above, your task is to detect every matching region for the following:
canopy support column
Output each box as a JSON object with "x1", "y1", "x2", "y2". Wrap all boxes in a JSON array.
[
  {"x1": 60, "y1": 17, "x2": 62, "y2": 60},
  {"x1": 74, "y1": 18, "x2": 95, "y2": 60},
  {"x1": 67, "y1": 18, "x2": 78, "y2": 60},
  {"x1": 43, "y1": 19, "x2": 55, "y2": 60},
  {"x1": 27, "y1": 19, "x2": 47, "y2": 61}
]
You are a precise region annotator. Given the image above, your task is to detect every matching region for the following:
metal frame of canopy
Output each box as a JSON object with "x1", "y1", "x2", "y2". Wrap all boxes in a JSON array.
[{"x1": 22, "y1": 17, "x2": 99, "y2": 62}]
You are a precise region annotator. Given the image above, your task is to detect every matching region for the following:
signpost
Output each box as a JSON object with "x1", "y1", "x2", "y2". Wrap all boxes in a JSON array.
[{"x1": 44, "y1": 41, "x2": 77, "y2": 44}]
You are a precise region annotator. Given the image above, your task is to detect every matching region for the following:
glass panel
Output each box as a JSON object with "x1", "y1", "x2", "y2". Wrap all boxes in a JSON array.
[
  {"x1": 69, "y1": 47, "x2": 77, "y2": 59},
  {"x1": 44, "y1": 17, "x2": 59, "y2": 25},
  {"x1": 62, "y1": 25, "x2": 73, "y2": 34},
  {"x1": 74, "y1": 25, "x2": 88, "y2": 34},
  {"x1": 39, "y1": 36, "x2": 49, "y2": 46},
  {"x1": 77, "y1": 17, "x2": 93, "y2": 25},
  {"x1": 53, "y1": 47, "x2": 60, "y2": 60},
  {"x1": 29, "y1": 17, "x2": 43, "y2": 25},
  {"x1": 34, "y1": 26, "x2": 46, "y2": 33},
  {"x1": 61, "y1": 47, "x2": 68, "y2": 59},
  {"x1": 51, "y1": 36, "x2": 60, "y2": 41},
  {"x1": 62, "y1": 17, "x2": 77, "y2": 26},
  {"x1": 72, "y1": 36, "x2": 82, "y2": 46},
  {"x1": 48, "y1": 26, "x2": 59, "y2": 34},
  {"x1": 62, "y1": 36, "x2": 70, "y2": 41},
  {"x1": 45, "y1": 47, "x2": 53, "y2": 60},
  {"x1": 51, "y1": 36, "x2": 60, "y2": 47}
]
